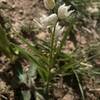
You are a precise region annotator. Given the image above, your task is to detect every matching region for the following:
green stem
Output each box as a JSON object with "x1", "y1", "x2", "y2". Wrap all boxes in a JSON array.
[
  {"x1": 45, "y1": 24, "x2": 57, "y2": 97},
  {"x1": 74, "y1": 70, "x2": 85, "y2": 100},
  {"x1": 50, "y1": 25, "x2": 56, "y2": 66}
]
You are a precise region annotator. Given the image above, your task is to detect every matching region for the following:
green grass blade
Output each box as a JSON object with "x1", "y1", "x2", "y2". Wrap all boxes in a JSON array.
[{"x1": 74, "y1": 71, "x2": 85, "y2": 100}]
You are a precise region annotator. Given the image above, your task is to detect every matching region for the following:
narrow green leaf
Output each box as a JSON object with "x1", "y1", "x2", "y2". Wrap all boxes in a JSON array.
[
  {"x1": 0, "y1": 25, "x2": 11, "y2": 56},
  {"x1": 74, "y1": 71, "x2": 85, "y2": 100}
]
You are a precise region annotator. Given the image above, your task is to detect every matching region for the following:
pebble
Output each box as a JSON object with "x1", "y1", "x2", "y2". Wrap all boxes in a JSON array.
[
  {"x1": 19, "y1": 9, "x2": 24, "y2": 15},
  {"x1": 0, "y1": 0, "x2": 7, "y2": 4},
  {"x1": 11, "y1": 4, "x2": 16, "y2": 9}
]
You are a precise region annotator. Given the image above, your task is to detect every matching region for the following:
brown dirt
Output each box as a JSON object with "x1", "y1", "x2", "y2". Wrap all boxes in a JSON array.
[{"x1": 0, "y1": 0, "x2": 47, "y2": 32}]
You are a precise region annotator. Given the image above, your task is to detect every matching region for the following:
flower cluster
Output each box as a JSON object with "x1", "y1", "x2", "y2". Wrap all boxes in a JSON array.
[
  {"x1": 34, "y1": 0, "x2": 74, "y2": 36},
  {"x1": 42, "y1": 0, "x2": 74, "y2": 26}
]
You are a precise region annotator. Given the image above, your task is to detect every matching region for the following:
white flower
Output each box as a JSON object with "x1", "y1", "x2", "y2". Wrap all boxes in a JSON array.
[
  {"x1": 33, "y1": 14, "x2": 58, "y2": 29},
  {"x1": 58, "y1": 4, "x2": 74, "y2": 19},
  {"x1": 43, "y1": 0, "x2": 55, "y2": 10},
  {"x1": 55, "y1": 22, "x2": 65, "y2": 38},
  {"x1": 40, "y1": 13, "x2": 58, "y2": 28}
]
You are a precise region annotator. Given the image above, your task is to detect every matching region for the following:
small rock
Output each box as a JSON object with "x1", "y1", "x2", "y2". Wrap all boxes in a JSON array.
[
  {"x1": 11, "y1": 4, "x2": 16, "y2": 9},
  {"x1": 19, "y1": 9, "x2": 24, "y2": 15},
  {"x1": 0, "y1": 0, "x2": 7, "y2": 4}
]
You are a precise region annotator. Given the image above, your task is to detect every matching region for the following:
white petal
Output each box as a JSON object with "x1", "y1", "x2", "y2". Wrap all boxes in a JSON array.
[
  {"x1": 41, "y1": 14, "x2": 58, "y2": 27},
  {"x1": 55, "y1": 22, "x2": 65, "y2": 38},
  {"x1": 65, "y1": 5, "x2": 71, "y2": 10},
  {"x1": 65, "y1": 10, "x2": 74, "y2": 17},
  {"x1": 58, "y1": 4, "x2": 66, "y2": 19}
]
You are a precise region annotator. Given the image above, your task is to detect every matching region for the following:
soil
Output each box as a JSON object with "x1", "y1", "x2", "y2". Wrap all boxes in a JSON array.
[
  {"x1": 0, "y1": 0, "x2": 100, "y2": 100},
  {"x1": 0, "y1": 0, "x2": 47, "y2": 33}
]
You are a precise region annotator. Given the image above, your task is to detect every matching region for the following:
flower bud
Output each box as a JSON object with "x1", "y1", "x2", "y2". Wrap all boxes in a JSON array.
[
  {"x1": 58, "y1": 4, "x2": 74, "y2": 19},
  {"x1": 43, "y1": 0, "x2": 55, "y2": 9}
]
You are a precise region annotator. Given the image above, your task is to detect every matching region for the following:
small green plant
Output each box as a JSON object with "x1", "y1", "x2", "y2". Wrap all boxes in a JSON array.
[
  {"x1": 0, "y1": 0, "x2": 83, "y2": 100},
  {"x1": 1, "y1": 0, "x2": 100, "y2": 100}
]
